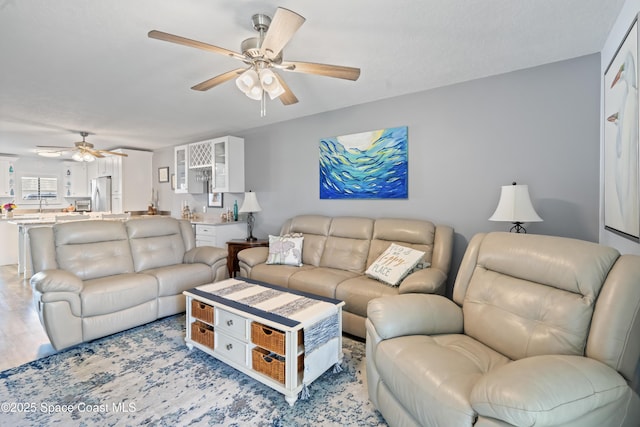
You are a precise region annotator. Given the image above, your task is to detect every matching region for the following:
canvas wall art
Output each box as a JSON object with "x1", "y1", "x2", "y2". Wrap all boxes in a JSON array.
[
  {"x1": 319, "y1": 126, "x2": 408, "y2": 199},
  {"x1": 604, "y1": 16, "x2": 640, "y2": 241}
]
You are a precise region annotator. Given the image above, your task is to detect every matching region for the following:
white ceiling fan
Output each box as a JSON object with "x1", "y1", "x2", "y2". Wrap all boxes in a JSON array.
[
  {"x1": 36, "y1": 132, "x2": 128, "y2": 162},
  {"x1": 148, "y1": 7, "x2": 361, "y2": 116}
]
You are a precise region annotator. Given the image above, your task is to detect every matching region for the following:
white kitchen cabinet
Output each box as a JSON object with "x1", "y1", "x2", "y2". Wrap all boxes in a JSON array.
[
  {"x1": 194, "y1": 222, "x2": 245, "y2": 248},
  {"x1": 175, "y1": 144, "x2": 204, "y2": 194},
  {"x1": 109, "y1": 149, "x2": 152, "y2": 213},
  {"x1": 62, "y1": 162, "x2": 89, "y2": 198},
  {"x1": 0, "y1": 157, "x2": 17, "y2": 198},
  {"x1": 95, "y1": 156, "x2": 114, "y2": 177},
  {"x1": 210, "y1": 136, "x2": 244, "y2": 193}
]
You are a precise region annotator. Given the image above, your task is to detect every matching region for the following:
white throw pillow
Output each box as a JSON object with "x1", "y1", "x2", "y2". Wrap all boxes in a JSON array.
[
  {"x1": 366, "y1": 243, "x2": 426, "y2": 286},
  {"x1": 266, "y1": 234, "x2": 304, "y2": 266}
]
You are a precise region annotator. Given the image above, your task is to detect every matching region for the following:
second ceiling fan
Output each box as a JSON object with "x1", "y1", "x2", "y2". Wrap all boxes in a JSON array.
[{"x1": 148, "y1": 7, "x2": 360, "y2": 114}]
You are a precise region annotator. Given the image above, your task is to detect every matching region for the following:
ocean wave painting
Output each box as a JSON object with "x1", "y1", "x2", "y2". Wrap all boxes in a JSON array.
[{"x1": 320, "y1": 126, "x2": 408, "y2": 199}]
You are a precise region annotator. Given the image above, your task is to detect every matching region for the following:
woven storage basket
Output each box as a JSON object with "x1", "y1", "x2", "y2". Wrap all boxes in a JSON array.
[
  {"x1": 191, "y1": 300, "x2": 214, "y2": 324},
  {"x1": 191, "y1": 321, "x2": 214, "y2": 349},
  {"x1": 251, "y1": 322, "x2": 303, "y2": 355},
  {"x1": 251, "y1": 347, "x2": 304, "y2": 384}
]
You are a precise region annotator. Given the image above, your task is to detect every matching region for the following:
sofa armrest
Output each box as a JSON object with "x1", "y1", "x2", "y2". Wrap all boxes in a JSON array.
[
  {"x1": 470, "y1": 355, "x2": 630, "y2": 426},
  {"x1": 30, "y1": 270, "x2": 83, "y2": 293},
  {"x1": 367, "y1": 294, "x2": 463, "y2": 340},
  {"x1": 238, "y1": 246, "x2": 269, "y2": 267},
  {"x1": 398, "y1": 267, "x2": 446, "y2": 294},
  {"x1": 184, "y1": 246, "x2": 227, "y2": 266}
]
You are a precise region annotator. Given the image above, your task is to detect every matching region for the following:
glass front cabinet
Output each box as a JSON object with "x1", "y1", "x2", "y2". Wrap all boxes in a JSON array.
[
  {"x1": 175, "y1": 137, "x2": 244, "y2": 194},
  {"x1": 210, "y1": 136, "x2": 244, "y2": 193},
  {"x1": 174, "y1": 144, "x2": 203, "y2": 194}
]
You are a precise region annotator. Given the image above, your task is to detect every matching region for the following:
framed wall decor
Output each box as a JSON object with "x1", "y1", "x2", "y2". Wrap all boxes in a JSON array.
[
  {"x1": 208, "y1": 192, "x2": 223, "y2": 208},
  {"x1": 319, "y1": 126, "x2": 408, "y2": 199},
  {"x1": 604, "y1": 15, "x2": 640, "y2": 241},
  {"x1": 158, "y1": 166, "x2": 170, "y2": 183}
]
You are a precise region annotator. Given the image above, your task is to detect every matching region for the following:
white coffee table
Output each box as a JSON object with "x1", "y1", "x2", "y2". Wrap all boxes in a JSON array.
[{"x1": 184, "y1": 278, "x2": 345, "y2": 406}]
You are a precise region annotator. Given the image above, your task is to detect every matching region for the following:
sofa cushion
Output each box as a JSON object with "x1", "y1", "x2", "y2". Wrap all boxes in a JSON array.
[
  {"x1": 81, "y1": 273, "x2": 157, "y2": 317},
  {"x1": 367, "y1": 218, "x2": 435, "y2": 268},
  {"x1": 288, "y1": 267, "x2": 360, "y2": 299},
  {"x1": 376, "y1": 333, "x2": 510, "y2": 427},
  {"x1": 283, "y1": 215, "x2": 331, "y2": 266},
  {"x1": 461, "y1": 233, "x2": 621, "y2": 361},
  {"x1": 143, "y1": 263, "x2": 213, "y2": 297},
  {"x1": 127, "y1": 217, "x2": 187, "y2": 271},
  {"x1": 56, "y1": 240, "x2": 135, "y2": 281},
  {"x1": 249, "y1": 263, "x2": 316, "y2": 287},
  {"x1": 366, "y1": 243, "x2": 426, "y2": 286},
  {"x1": 54, "y1": 220, "x2": 134, "y2": 281},
  {"x1": 266, "y1": 234, "x2": 304, "y2": 266},
  {"x1": 336, "y1": 276, "x2": 398, "y2": 317}
]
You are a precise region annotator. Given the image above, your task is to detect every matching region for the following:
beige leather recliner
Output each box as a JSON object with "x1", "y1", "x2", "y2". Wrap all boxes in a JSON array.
[{"x1": 366, "y1": 232, "x2": 640, "y2": 427}]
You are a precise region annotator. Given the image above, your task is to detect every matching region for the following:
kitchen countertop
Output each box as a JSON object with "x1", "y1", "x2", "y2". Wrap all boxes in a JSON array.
[{"x1": 190, "y1": 219, "x2": 245, "y2": 226}]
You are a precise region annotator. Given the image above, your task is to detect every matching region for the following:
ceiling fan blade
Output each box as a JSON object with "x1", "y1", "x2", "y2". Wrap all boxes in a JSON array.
[
  {"x1": 275, "y1": 73, "x2": 298, "y2": 105},
  {"x1": 281, "y1": 61, "x2": 360, "y2": 81},
  {"x1": 36, "y1": 145, "x2": 70, "y2": 150},
  {"x1": 261, "y1": 8, "x2": 305, "y2": 59},
  {"x1": 148, "y1": 30, "x2": 245, "y2": 61},
  {"x1": 97, "y1": 150, "x2": 129, "y2": 157},
  {"x1": 191, "y1": 68, "x2": 247, "y2": 91},
  {"x1": 83, "y1": 147, "x2": 105, "y2": 158}
]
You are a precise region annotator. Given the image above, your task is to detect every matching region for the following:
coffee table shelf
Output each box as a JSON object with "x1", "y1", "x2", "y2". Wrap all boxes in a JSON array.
[{"x1": 184, "y1": 279, "x2": 344, "y2": 406}]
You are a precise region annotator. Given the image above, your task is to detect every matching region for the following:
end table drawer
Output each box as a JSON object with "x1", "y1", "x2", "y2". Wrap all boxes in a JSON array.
[
  {"x1": 214, "y1": 332, "x2": 247, "y2": 365},
  {"x1": 216, "y1": 307, "x2": 248, "y2": 339}
]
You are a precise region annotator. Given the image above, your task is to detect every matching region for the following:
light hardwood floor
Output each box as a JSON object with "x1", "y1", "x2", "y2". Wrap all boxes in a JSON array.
[{"x1": 0, "y1": 264, "x2": 56, "y2": 371}]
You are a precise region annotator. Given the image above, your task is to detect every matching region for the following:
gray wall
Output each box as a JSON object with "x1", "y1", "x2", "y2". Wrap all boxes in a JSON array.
[
  {"x1": 234, "y1": 53, "x2": 601, "y2": 293},
  {"x1": 154, "y1": 53, "x2": 601, "y2": 294}
]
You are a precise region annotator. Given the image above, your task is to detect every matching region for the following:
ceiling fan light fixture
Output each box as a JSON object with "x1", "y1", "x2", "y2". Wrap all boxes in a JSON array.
[
  {"x1": 260, "y1": 69, "x2": 285, "y2": 99},
  {"x1": 246, "y1": 85, "x2": 263, "y2": 100},
  {"x1": 235, "y1": 69, "x2": 260, "y2": 94},
  {"x1": 72, "y1": 152, "x2": 84, "y2": 162},
  {"x1": 83, "y1": 153, "x2": 96, "y2": 162}
]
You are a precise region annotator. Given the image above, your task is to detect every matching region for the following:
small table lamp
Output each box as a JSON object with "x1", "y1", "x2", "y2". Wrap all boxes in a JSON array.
[
  {"x1": 239, "y1": 191, "x2": 262, "y2": 241},
  {"x1": 489, "y1": 182, "x2": 542, "y2": 233}
]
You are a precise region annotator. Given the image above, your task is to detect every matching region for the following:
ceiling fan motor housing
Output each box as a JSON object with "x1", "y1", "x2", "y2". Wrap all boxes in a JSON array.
[{"x1": 241, "y1": 37, "x2": 282, "y2": 64}]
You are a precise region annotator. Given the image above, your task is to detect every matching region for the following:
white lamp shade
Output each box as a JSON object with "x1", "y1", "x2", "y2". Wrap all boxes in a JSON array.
[
  {"x1": 235, "y1": 69, "x2": 260, "y2": 94},
  {"x1": 489, "y1": 184, "x2": 542, "y2": 223},
  {"x1": 239, "y1": 191, "x2": 262, "y2": 213},
  {"x1": 246, "y1": 85, "x2": 263, "y2": 100},
  {"x1": 259, "y1": 69, "x2": 285, "y2": 100}
]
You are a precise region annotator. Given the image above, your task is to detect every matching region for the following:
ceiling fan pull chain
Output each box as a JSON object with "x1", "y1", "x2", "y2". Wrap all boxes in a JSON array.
[{"x1": 260, "y1": 91, "x2": 266, "y2": 118}]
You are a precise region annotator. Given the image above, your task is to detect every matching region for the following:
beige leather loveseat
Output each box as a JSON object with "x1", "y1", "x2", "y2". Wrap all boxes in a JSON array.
[
  {"x1": 366, "y1": 232, "x2": 640, "y2": 426},
  {"x1": 238, "y1": 215, "x2": 454, "y2": 338},
  {"x1": 29, "y1": 217, "x2": 228, "y2": 350}
]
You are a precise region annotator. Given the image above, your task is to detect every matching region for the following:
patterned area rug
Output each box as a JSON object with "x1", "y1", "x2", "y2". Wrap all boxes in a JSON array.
[{"x1": 0, "y1": 315, "x2": 387, "y2": 426}]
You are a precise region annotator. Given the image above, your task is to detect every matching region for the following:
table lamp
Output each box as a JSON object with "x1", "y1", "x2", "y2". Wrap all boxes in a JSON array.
[
  {"x1": 239, "y1": 191, "x2": 262, "y2": 241},
  {"x1": 489, "y1": 182, "x2": 542, "y2": 233}
]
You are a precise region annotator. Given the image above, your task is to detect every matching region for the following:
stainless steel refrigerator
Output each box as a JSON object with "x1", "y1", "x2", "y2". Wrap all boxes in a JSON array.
[{"x1": 91, "y1": 176, "x2": 112, "y2": 212}]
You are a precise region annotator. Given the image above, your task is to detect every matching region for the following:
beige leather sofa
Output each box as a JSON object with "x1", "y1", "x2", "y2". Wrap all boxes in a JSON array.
[
  {"x1": 238, "y1": 215, "x2": 454, "y2": 338},
  {"x1": 29, "y1": 217, "x2": 228, "y2": 350},
  {"x1": 366, "y1": 232, "x2": 640, "y2": 427}
]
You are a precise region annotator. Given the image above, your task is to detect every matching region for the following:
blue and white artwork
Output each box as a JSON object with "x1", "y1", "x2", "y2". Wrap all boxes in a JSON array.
[{"x1": 320, "y1": 126, "x2": 408, "y2": 199}]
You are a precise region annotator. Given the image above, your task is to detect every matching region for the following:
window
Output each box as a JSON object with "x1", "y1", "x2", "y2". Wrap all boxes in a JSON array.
[{"x1": 21, "y1": 177, "x2": 58, "y2": 201}]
